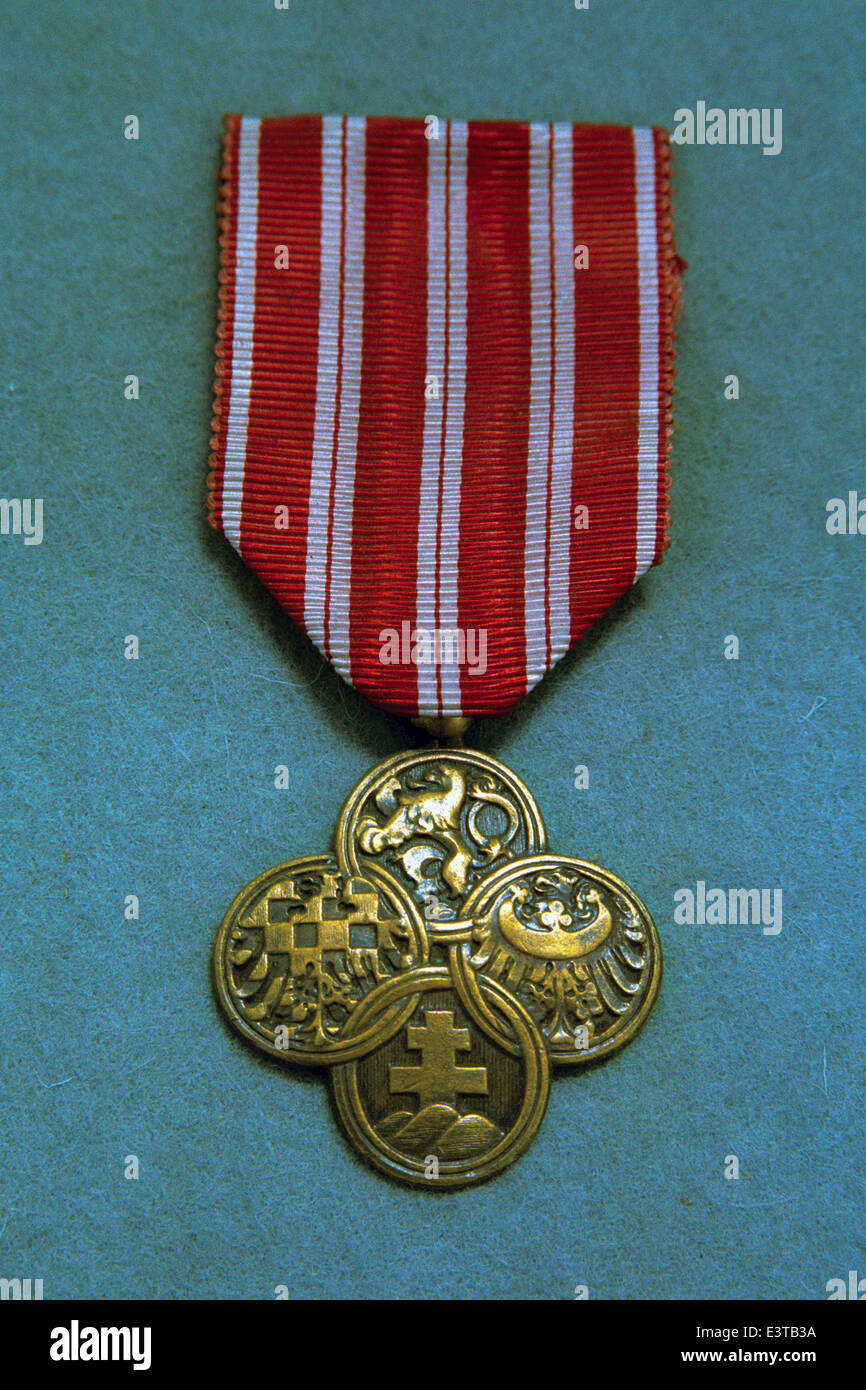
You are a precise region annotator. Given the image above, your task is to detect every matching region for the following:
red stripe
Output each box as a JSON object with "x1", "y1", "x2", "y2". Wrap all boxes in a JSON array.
[
  {"x1": 322, "y1": 116, "x2": 348, "y2": 661},
  {"x1": 234, "y1": 115, "x2": 322, "y2": 631},
  {"x1": 654, "y1": 127, "x2": 676, "y2": 565},
  {"x1": 208, "y1": 115, "x2": 241, "y2": 531},
  {"x1": 433, "y1": 123, "x2": 453, "y2": 717},
  {"x1": 349, "y1": 117, "x2": 428, "y2": 713},
  {"x1": 569, "y1": 125, "x2": 641, "y2": 641},
  {"x1": 459, "y1": 120, "x2": 532, "y2": 717}
]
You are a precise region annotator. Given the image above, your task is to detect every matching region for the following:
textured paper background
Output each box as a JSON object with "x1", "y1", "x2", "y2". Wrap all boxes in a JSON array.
[{"x1": 0, "y1": 0, "x2": 863, "y2": 1300}]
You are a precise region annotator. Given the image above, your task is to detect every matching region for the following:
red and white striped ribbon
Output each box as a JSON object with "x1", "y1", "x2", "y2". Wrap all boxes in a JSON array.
[{"x1": 209, "y1": 115, "x2": 680, "y2": 720}]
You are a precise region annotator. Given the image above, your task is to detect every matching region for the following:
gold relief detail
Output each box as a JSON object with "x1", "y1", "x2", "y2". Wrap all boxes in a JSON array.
[
  {"x1": 456, "y1": 855, "x2": 662, "y2": 1065},
  {"x1": 213, "y1": 855, "x2": 428, "y2": 1066},
  {"x1": 330, "y1": 968, "x2": 550, "y2": 1189},
  {"x1": 213, "y1": 751, "x2": 662, "y2": 1186},
  {"x1": 337, "y1": 747, "x2": 546, "y2": 922}
]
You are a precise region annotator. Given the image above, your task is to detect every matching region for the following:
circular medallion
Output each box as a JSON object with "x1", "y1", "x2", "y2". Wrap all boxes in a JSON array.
[
  {"x1": 453, "y1": 854, "x2": 662, "y2": 1066},
  {"x1": 213, "y1": 854, "x2": 428, "y2": 1066},
  {"x1": 330, "y1": 966, "x2": 550, "y2": 1188},
  {"x1": 336, "y1": 748, "x2": 546, "y2": 924}
]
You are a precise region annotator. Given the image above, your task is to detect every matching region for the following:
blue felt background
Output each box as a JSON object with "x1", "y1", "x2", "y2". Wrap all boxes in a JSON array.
[{"x1": 0, "y1": 0, "x2": 863, "y2": 1301}]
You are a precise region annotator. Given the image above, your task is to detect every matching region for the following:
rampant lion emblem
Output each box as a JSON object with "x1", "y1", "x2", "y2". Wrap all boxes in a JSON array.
[{"x1": 355, "y1": 761, "x2": 521, "y2": 905}]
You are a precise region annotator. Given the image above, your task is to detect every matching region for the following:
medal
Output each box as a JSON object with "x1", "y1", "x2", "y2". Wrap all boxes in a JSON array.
[{"x1": 208, "y1": 115, "x2": 681, "y2": 1187}]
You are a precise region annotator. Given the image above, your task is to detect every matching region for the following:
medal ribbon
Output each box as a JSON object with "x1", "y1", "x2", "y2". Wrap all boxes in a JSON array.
[{"x1": 209, "y1": 115, "x2": 681, "y2": 720}]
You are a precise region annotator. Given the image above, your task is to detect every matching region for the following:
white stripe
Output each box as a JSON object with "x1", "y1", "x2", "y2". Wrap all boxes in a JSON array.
[
  {"x1": 327, "y1": 116, "x2": 367, "y2": 677},
  {"x1": 438, "y1": 121, "x2": 468, "y2": 718},
  {"x1": 222, "y1": 116, "x2": 261, "y2": 551},
  {"x1": 304, "y1": 116, "x2": 344, "y2": 650},
  {"x1": 633, "y1": 126, "x2": 661, "y2": 578},
  {"x1": 417, "y1": 127, "x2": 448, "y2": 718},
  {"x1": 524, "y1": 122, "x2": 553, "y2": 691},
  {"x1": 548, "y1": 123, "x2": 575, "y2": 664}
]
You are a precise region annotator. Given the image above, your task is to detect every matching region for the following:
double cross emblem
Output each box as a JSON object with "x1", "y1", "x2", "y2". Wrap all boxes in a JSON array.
[
  {"x1": 214, "y1": 746, "x2": 661, "y2": 1187},
  {"x1": 390, "y1": 1011, "x2": 488, "y2": 1109}
]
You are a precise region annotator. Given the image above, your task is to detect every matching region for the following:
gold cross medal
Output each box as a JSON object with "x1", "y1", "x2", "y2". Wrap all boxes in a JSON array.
[{"x1": 209, "y1": 115, "x2": 681, "y2": 1188}]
